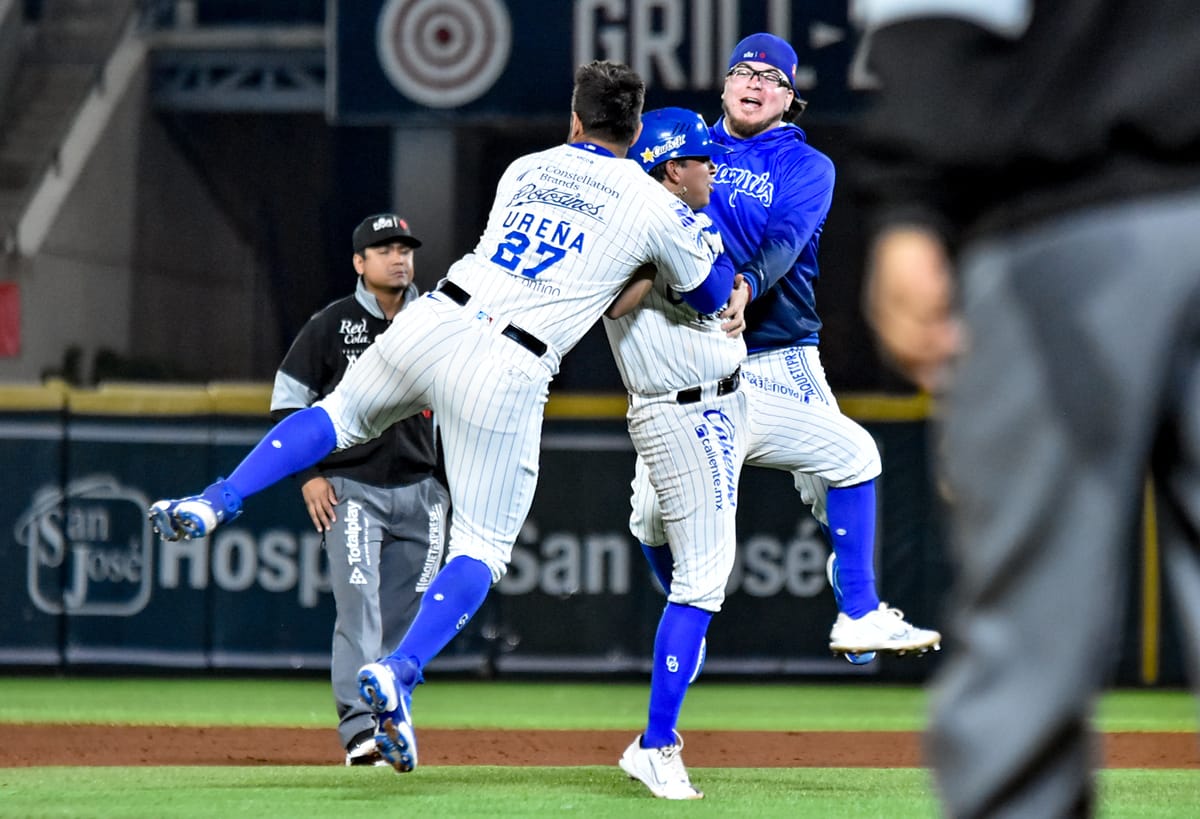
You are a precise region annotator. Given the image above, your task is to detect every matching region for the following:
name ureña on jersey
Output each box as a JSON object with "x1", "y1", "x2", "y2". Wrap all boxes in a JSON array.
[{"x1": 501, "y1": 211, "x2": 587, "y2": 254}]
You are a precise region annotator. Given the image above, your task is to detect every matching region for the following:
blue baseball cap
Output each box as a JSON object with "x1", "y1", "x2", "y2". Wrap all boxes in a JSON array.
[
  {"x1": 629, "y1": 107, "x2": 730, "y2": 173},
  {"x1": 727, "y1": 32, "x2": 797, "y2": 88}
]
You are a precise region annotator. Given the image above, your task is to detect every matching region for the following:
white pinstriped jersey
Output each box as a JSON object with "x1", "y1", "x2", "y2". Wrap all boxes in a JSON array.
[
  {"x1": 603, "y1": 214, "x2": 745, "y2": 395},
  {"x1": 442, "y1": 143, "x2": 716, "y2": 373}
]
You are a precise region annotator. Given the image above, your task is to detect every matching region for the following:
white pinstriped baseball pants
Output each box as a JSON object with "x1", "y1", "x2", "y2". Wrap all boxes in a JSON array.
[
  {"x1": 628, "y1": 382, "x2": 748, "y2": 612},
  {"x1": 631, "y1": 345, "x2": 881, "y2": 546},
  {"x1": 317, "y1": 292, "x2": 552, "y2": 583}
]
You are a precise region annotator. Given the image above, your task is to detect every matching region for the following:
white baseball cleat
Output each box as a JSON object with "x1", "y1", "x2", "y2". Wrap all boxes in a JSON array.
[
  {"x1": 344, "y1": 734, "x2": 388, "y2": 767},
  {"x1": 829, "y1": 603, "x2": 942, "y2": 656},
  {"x1": 826, "y1": 553, "x2": 876, "y2": 664},
  {"x1": 619, "y1": 732, "x2": 703, "y2": 800}
]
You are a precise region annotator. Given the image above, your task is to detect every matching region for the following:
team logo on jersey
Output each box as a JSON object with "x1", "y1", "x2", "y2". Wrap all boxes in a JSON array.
[
  {"x1": 506, "y1": 184, "x2": 605, "y2": 218},
  {"x1": 376, "y1": 0, "x2": 512, "y2": 109},
  {"x1": 16, "y1": 475, "x2": 154, "y2": 616},
  {"x1": 714, "y1": 164, "x2": 774, "y2": 207}
]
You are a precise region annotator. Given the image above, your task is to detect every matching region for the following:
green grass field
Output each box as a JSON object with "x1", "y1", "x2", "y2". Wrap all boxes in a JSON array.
[{"x1": 0, "y1": 677, "x2": 1196, "y2": 817}]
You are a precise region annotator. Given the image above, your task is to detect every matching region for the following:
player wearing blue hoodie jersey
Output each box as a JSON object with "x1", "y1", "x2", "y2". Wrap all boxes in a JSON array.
[{"x1": 630, "y1": 33, "x2": 939, "y2": 662}]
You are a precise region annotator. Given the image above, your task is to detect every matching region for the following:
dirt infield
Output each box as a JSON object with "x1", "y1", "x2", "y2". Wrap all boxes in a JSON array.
[{"x1": 1, "y1": 726, "x2": 1196, "y2": 768}]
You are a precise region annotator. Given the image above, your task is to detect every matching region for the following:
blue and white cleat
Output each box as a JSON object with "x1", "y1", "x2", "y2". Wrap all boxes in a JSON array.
[
  {"x1": 829, "y1": 603, "x2": 942, "y2": 657},
  {"x1": 358, "y1": 657, "x2": 422, "y2": 774},
  {"x1": 148, "y1": 478, "x2": 243, "y2": 541},
  {"x1": 826, "y1": 553, "x2": 877, "y2": 665}
]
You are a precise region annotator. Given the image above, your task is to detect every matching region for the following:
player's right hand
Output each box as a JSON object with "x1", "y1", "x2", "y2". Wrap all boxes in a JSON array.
[
  {"x1": 301, "y1": 476, "x2": 338, "y2": 532},
  {"x1": 719, "y1": 274, "x2": 749, "y2": 337}
]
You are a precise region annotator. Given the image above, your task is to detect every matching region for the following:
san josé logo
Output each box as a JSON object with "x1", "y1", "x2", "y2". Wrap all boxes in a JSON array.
[{"x1": 14, "y1": 475, "x2": 154, "y2": 616}]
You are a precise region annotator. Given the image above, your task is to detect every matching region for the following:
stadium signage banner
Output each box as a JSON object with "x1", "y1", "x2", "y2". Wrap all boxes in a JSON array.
[
  {"x1": 331, "y1": 0, "x2": 857, "y2": 123},
  {"x1": 0, "y1": 408, "x2": 929, "y2": 676}
]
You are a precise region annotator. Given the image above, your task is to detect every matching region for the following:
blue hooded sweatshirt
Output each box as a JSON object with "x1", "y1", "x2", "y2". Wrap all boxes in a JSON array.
[{"x1": 708, "y1": 118, "x2": 834, "y2": 353}]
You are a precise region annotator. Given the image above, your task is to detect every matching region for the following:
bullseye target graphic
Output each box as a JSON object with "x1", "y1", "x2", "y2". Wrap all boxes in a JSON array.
[{"x1": 376, "y1": 0, "x2": 512, "y2": 108}]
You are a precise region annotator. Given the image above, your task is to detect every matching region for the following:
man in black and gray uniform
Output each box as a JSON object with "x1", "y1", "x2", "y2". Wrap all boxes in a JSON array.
[
  {"x1": 271, "y1": 213, "x2": 449, "y2": 766},
  {"x1": 853, "y1": 1, "x2": 1200, "y2": 816}
]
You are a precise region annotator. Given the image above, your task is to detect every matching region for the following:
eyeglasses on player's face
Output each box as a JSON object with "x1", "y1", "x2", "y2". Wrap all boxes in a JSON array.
[{"x1": 726, "y1": 65, "x2": 791, "y2": 89}]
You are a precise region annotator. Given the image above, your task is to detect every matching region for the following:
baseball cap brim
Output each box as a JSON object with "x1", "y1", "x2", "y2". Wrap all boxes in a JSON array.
[{"x1": 360, "y1": 232, "x2": 422, "y2": 252}]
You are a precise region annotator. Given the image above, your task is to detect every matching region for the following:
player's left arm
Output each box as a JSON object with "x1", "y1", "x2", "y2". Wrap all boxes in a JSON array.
[
  {"x1": 677, "y1": 252, "x2": 736, "y2": 315},
  {"x1": 736, "y1": 150, "x2": 835, "y2": 300},
  {"x1": 604, "y1": 263, "x2": 657, "y2": 319}
]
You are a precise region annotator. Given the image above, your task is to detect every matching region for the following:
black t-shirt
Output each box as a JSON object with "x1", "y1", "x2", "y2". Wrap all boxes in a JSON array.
[{"x1": 270, "y1": 285, "x2": 439, "y2": 488}]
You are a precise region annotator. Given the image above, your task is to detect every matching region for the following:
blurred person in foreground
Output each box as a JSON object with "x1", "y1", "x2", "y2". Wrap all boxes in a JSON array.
[{"x1": 853, "y1": 1, "x2": 1200, "y2": 816}]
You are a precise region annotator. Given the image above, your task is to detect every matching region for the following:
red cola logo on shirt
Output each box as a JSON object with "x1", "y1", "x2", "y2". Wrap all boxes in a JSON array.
[{"x1": 340, "y1": 318, "x2": 370, "y2": 346}]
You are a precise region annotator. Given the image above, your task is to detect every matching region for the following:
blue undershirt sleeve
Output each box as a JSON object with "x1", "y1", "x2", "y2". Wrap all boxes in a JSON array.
[{"x1": 678, "y1": 253, "x2": 735, "y2": 315}]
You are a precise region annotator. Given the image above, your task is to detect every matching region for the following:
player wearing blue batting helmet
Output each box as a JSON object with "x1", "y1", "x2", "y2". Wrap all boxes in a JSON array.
[
  {"x1": 629, "y1": 108, "x2": 730, "y2": 212},
  {"x1": 629, "y1": 107, "x2": 730, "y2": 174}
]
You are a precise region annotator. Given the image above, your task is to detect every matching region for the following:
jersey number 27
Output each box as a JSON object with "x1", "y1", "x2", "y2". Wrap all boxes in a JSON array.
[{"x1": 491, "y1": 230, "x2": 566, "y2": 279}]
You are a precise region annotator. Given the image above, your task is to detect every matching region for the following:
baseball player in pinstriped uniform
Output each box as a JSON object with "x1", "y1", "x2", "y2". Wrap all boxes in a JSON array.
[
  {"x1": 269, "y1": 214, "x2": 449, "y2": 766},
  {"x1": 629, "y1": 34, "x2": 940, "y2": 663},
  {"x1": 604, "y1": 108, "x2": 749, "y2": 800},
  {"x1": 149, "y1": 61, "x2": 732, "y2": 778}
]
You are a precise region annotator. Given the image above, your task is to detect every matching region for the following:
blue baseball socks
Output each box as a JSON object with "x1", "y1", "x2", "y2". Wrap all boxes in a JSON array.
[
  {"x1": 641, "y1": 542, "x2": 674, "y2": 593},
  {"x1": 389, "y1": 555, "x2": 493, "y2": 669},
  {"x1": 642, "y1": 602, "x2": 711, "y2": 749},
  {"x1": 221, "y1": 406, "x2": 339, "y2": 501},
  {"x1": 825, "y1": 480, "x2": 881, "y2": 618}
]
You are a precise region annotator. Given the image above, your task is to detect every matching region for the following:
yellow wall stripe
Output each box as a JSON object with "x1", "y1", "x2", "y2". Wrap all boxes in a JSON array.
[{"x1": 0, "y1": 384, "x2": 933, "y2": 423}]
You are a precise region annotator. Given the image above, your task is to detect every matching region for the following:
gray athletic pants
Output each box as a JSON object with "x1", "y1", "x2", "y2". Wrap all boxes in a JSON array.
[
  {"x1": 927, "y1": 188, "x2": 1200, "y2": 818},
  {"x1": 324, "y1": 475, "x2": 449, "y2": 749}
]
